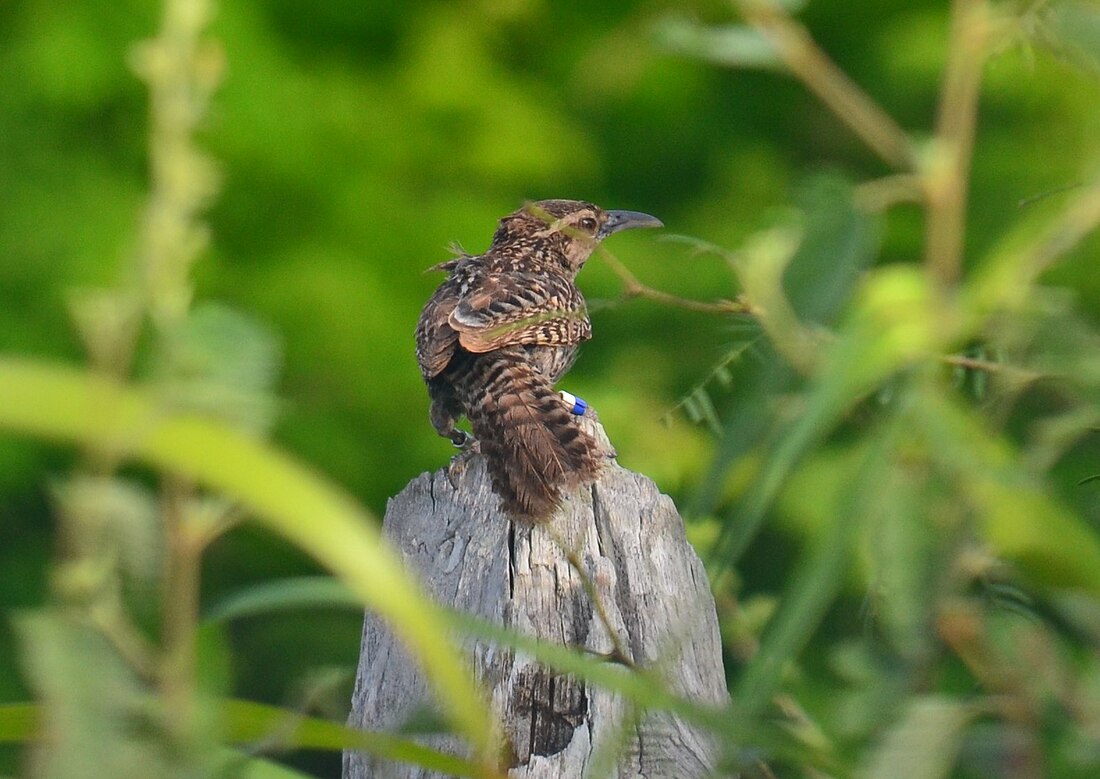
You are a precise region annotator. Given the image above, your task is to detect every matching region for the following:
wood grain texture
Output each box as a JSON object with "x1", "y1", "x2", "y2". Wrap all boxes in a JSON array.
[{"x1": 343, "y1": 418, "x2": 729, "y2": 778}]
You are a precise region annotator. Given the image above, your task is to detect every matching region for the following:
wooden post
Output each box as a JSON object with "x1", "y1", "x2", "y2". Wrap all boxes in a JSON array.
[{"x1": 343, "y1": 418, "x2": 729, "y2": 778}]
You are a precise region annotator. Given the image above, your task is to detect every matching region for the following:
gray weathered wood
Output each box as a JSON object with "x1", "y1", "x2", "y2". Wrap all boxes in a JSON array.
[{"x1": 343, "y1": 418, "x2": 729, "y2": 778}]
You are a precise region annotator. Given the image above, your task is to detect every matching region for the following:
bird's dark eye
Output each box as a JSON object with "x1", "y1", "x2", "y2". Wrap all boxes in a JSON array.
[{"x1": 579, "y1": 217, "x2": 598, "y2": 233}]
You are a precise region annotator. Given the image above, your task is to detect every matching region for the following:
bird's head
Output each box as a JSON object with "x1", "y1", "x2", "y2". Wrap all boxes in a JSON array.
[{"x1": 490, "y1": 199, "x2": 663, "y2": 272}]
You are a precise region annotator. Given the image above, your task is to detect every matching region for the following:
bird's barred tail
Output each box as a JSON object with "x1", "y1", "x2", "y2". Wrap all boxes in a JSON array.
[{"x1": 465, "y1": 353, "x2": 604, "y2": 521}]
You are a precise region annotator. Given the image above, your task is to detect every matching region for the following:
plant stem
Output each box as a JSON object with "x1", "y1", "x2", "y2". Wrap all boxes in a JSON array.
[
  {"x1": 135, "y1": 0, "x2": 220, "y2": 335},
  {"x1": 923, "y1": 0, "x2": 992, "y2": 287},
  {"x1": 135, "y1": 0, "x2": 221, "y2": 753},
  {"x1": 160, "y1": 476, "x2": 202, "y2": 746},
  {"x1": 733, "y1": 0, "x2": 916, "y2": 170}
]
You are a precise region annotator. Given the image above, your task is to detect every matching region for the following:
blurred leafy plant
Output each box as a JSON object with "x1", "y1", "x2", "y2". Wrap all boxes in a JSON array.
[
  {"x1": 651, "y1": 0, "x2": 1100, "y2": 775},
  {"x1": 0, "y1": 1, "x2": 497, "y2": 777}
]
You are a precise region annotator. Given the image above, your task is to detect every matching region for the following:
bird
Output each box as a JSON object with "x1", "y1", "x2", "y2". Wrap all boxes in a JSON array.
[{"x1": 415, "y1": 199, "x2": 663, "y2": 521}]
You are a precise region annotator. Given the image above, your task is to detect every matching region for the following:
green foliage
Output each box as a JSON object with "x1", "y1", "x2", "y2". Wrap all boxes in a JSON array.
[{"x1": 2, "y1": 0, "x2": 1100, "y2": 776}]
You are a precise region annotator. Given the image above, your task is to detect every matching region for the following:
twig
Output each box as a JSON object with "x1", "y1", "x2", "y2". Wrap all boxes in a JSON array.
[
  {"x1": 733, "y1": 0, "x2": 916, "y2": 170},
  {"x1": 854, "y1": 174, "x2": 925, "y2": 212},
  {"x1": 660, "y1": 339, "x2": 761, "y2": 428},
  {"x1": 596, "y1": 246, "x2": 751, "y2": 315},
  {"x1": 923, "y1": 0, "x2": 992, "y2": 287},
  {"x1": 159, "y1": 475, "x2": 202, "y2": 745},
  {"x1": 86, "y1": 599, "x2": 159, "y2": 681},
  {"x1": 550, "y1": 530, "x2": 637, "y2": 669},
  {"x1": 940, "y1": 353, "x2": 1042, "y2": 384}
]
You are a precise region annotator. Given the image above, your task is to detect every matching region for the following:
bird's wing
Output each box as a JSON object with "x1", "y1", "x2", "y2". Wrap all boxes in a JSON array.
[
  {"x1": 449, "y1": 272, "x2": 591, "y2": 354},
  {"x1": 416, "y1": 286, "x2": 462, "y2": 379}
]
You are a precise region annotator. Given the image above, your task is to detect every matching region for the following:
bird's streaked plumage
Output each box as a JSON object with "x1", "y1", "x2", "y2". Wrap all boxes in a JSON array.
[{"x1": 415, "y1": 199, "x2": 662, "y2": 520}]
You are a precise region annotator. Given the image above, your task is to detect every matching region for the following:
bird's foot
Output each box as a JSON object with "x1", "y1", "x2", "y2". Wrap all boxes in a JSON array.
[
  {"x1": 446, "y1": 437, "x2": 481, "y2": 489},
  {"x1": 449, "y1": 429, "x2": 476, "y2": 450}
]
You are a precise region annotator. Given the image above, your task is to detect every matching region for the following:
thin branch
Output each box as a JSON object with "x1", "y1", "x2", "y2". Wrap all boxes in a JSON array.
[
  {"x1": 733, "y1": 0, "x2": 917, "y2": 170},
  {"x1": 854, "y1": 174, "x2": 925, "y2": 212},
  {"x1": 596, "y1": 246, "x2": 752, "y2": 316},
  {"x1": 923, "y1": 0, "x2": 992, "y2": 287},
  {"x1": 561, "y1": 546, "x2": 637, "y2": 669},
  {"x1": 86, "y1": 600, "x2": 159, "y2": 681},
  {"x1": 660, "y1": 339, "x2": 761, "y2": 428},
  {"x1": 159, "y1": 476, "x2": 202, "y2": 746},
  {"x1": 941, "y1": 353, "x2": 1042, "y2": 384}
]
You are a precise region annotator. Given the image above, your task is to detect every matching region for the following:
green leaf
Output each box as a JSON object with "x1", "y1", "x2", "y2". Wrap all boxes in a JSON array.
[
  {"x1": 709, "y1": 266, "x2": 941, "y2": 570},
  {"x1": 154, "y1": 302, "x2": 283, "y2": 434},
  {"x1": 783, "y1": 172, "x2": 880, "y2": 327},
  {"x1": 224, "y1": 700, "x2": 487, "y2": 777},
  {"x1": 858, "y1": 697, "x2": 973, "y2": 779},
  {"x1": 213, "y1": 750, "x2": 320, "y2": 779},
  {"x1": 965, "y1": 179, "x2": 1100, "y2": 323},
  {"x1": 0, "y1": 699, "x2": 489, "y2": 778},
  {"x1": 0, "y1": 357, "x2": 493, "y2": 758},
  {"x1": 1039, "y1": 1, "x2": 1100, "y2": 78},
  {"x1": 50, "y1": 474, "x2": 161, "y2": 589},
  {"x1": 654, "y1": 18, "x2": 783, "y2": 70},
  {"x1": 914, "y1": 387, "x2": 1100, "y2": 595},
  {"x1": 734, "y1": 427, "x2": 895, "y2": 714},
  {"x1": 15, "y1": 612, "x2": 174, "y2": 779},
  {"x1": 0, "y1": 703, "x2": 37, "y2": 744},
  {"x1": 205, "y1": 577, "x2": 360, "y2": 623},
  {"x1": 693, "y1": 388, "x2": 722, "y2": 436}
]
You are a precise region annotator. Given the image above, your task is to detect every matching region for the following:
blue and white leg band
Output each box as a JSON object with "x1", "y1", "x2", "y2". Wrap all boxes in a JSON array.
[{"x1": 560, "y1": 391, "x2": 588, "y2": 416}]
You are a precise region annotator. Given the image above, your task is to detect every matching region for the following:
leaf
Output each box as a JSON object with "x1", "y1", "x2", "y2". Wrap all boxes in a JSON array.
[
  {"x1": 212, "y1": 750, "x2": 320, "y2": 779},
  {"x1": 0, "y1": 700, "x2": 487, "y2": 778},
  {"x1": 663, "y1": 341, "x2": 756, "y2": 430},
  {"x1": 965, "y1": 179, "x2": 1100, "y2": 322},
  {"x1": 15, "y1": 612, "x2": 174, "y2": 779},
  {"x1": 224, "y1": 700, "x2": 489, "y2": 777},
  {"x1": 0, "y1": 357, "x2": 494, "y2": 758},
  {"x1": 783, "y1": 172, "x2": 881, "y2": 327},
  {"x1": 693, "y1": 388, "x2": 723, "y2": 437},
  {"x1": 729, "y1": 224, "x2": 815, "y2": 371},
  {"x1": 914, "y1": 387, "x2": 1100, "y2": 594},
  {"x1": 50, "y1": 474, "x2": 161, "y2": 589},
  {"x1": 154, "y1": 302, "x2": 283, "y2": 434},
  {"x1": 205, "y1": 577, "x2": 360, "y2": 623},
  {"x1": 733, "y1": 427, "x2": 895, "y2": 714},
  {"x1": 858, "y1": 696, "x2": 973, "y2": 779},
  {"x1": 1037, "y1": 1, "x2": 1100, "y2": 78},
  {"x1": 65, "y1": 287, "x2": 142, "y2": 372},
  {"x1": 708, "y1": 266, "x2": 941, "y2": 570},
  {"x1": 0, "y1": 703, "x2": 37, "y2": 744},
  {"x1": 654, "y1": 18, "x2": 783, "y2": 70}
]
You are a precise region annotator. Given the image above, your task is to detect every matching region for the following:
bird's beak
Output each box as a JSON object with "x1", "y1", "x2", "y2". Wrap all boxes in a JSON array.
[{"x1": 599, "y1": 210, "x2": 663, "y2": 239}]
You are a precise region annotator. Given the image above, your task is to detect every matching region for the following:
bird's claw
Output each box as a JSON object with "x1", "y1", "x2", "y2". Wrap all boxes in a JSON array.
[
  {"x1": 449, "y1": 430, "x2": 476, "y2": 450},
  {"x1": 446, "y1": 440, "x2": 480, "y2": 489}
]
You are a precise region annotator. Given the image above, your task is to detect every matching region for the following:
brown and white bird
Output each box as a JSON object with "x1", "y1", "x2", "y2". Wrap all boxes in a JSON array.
[{"x1": 415, "y1": 199, "x2": 662, "y2": 521}]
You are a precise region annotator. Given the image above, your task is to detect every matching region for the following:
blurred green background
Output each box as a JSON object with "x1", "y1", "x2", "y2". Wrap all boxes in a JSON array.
[{"x1": 3, "y1": 0, "x2": 1100, "y2": 776}]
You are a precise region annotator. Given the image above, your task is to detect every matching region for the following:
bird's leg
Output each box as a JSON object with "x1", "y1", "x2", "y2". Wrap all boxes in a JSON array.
[
  {"x1": 445, "y1": 439, "x2": 482, "y2": 489},
  {"x1": 430, "y1": 398, "x2": 481, "y2": 487},
  {"x1": 430, "y1": 397, "x2": 477, "y2": 448},
  {"x1": 448, "y1": 429, "x2": 476, "y2": 449}
]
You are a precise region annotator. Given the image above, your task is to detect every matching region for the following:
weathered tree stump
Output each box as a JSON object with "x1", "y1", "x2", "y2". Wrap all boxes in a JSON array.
[{"x1": 343, "y1": 418, "x2": 729, "y2": 778}]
